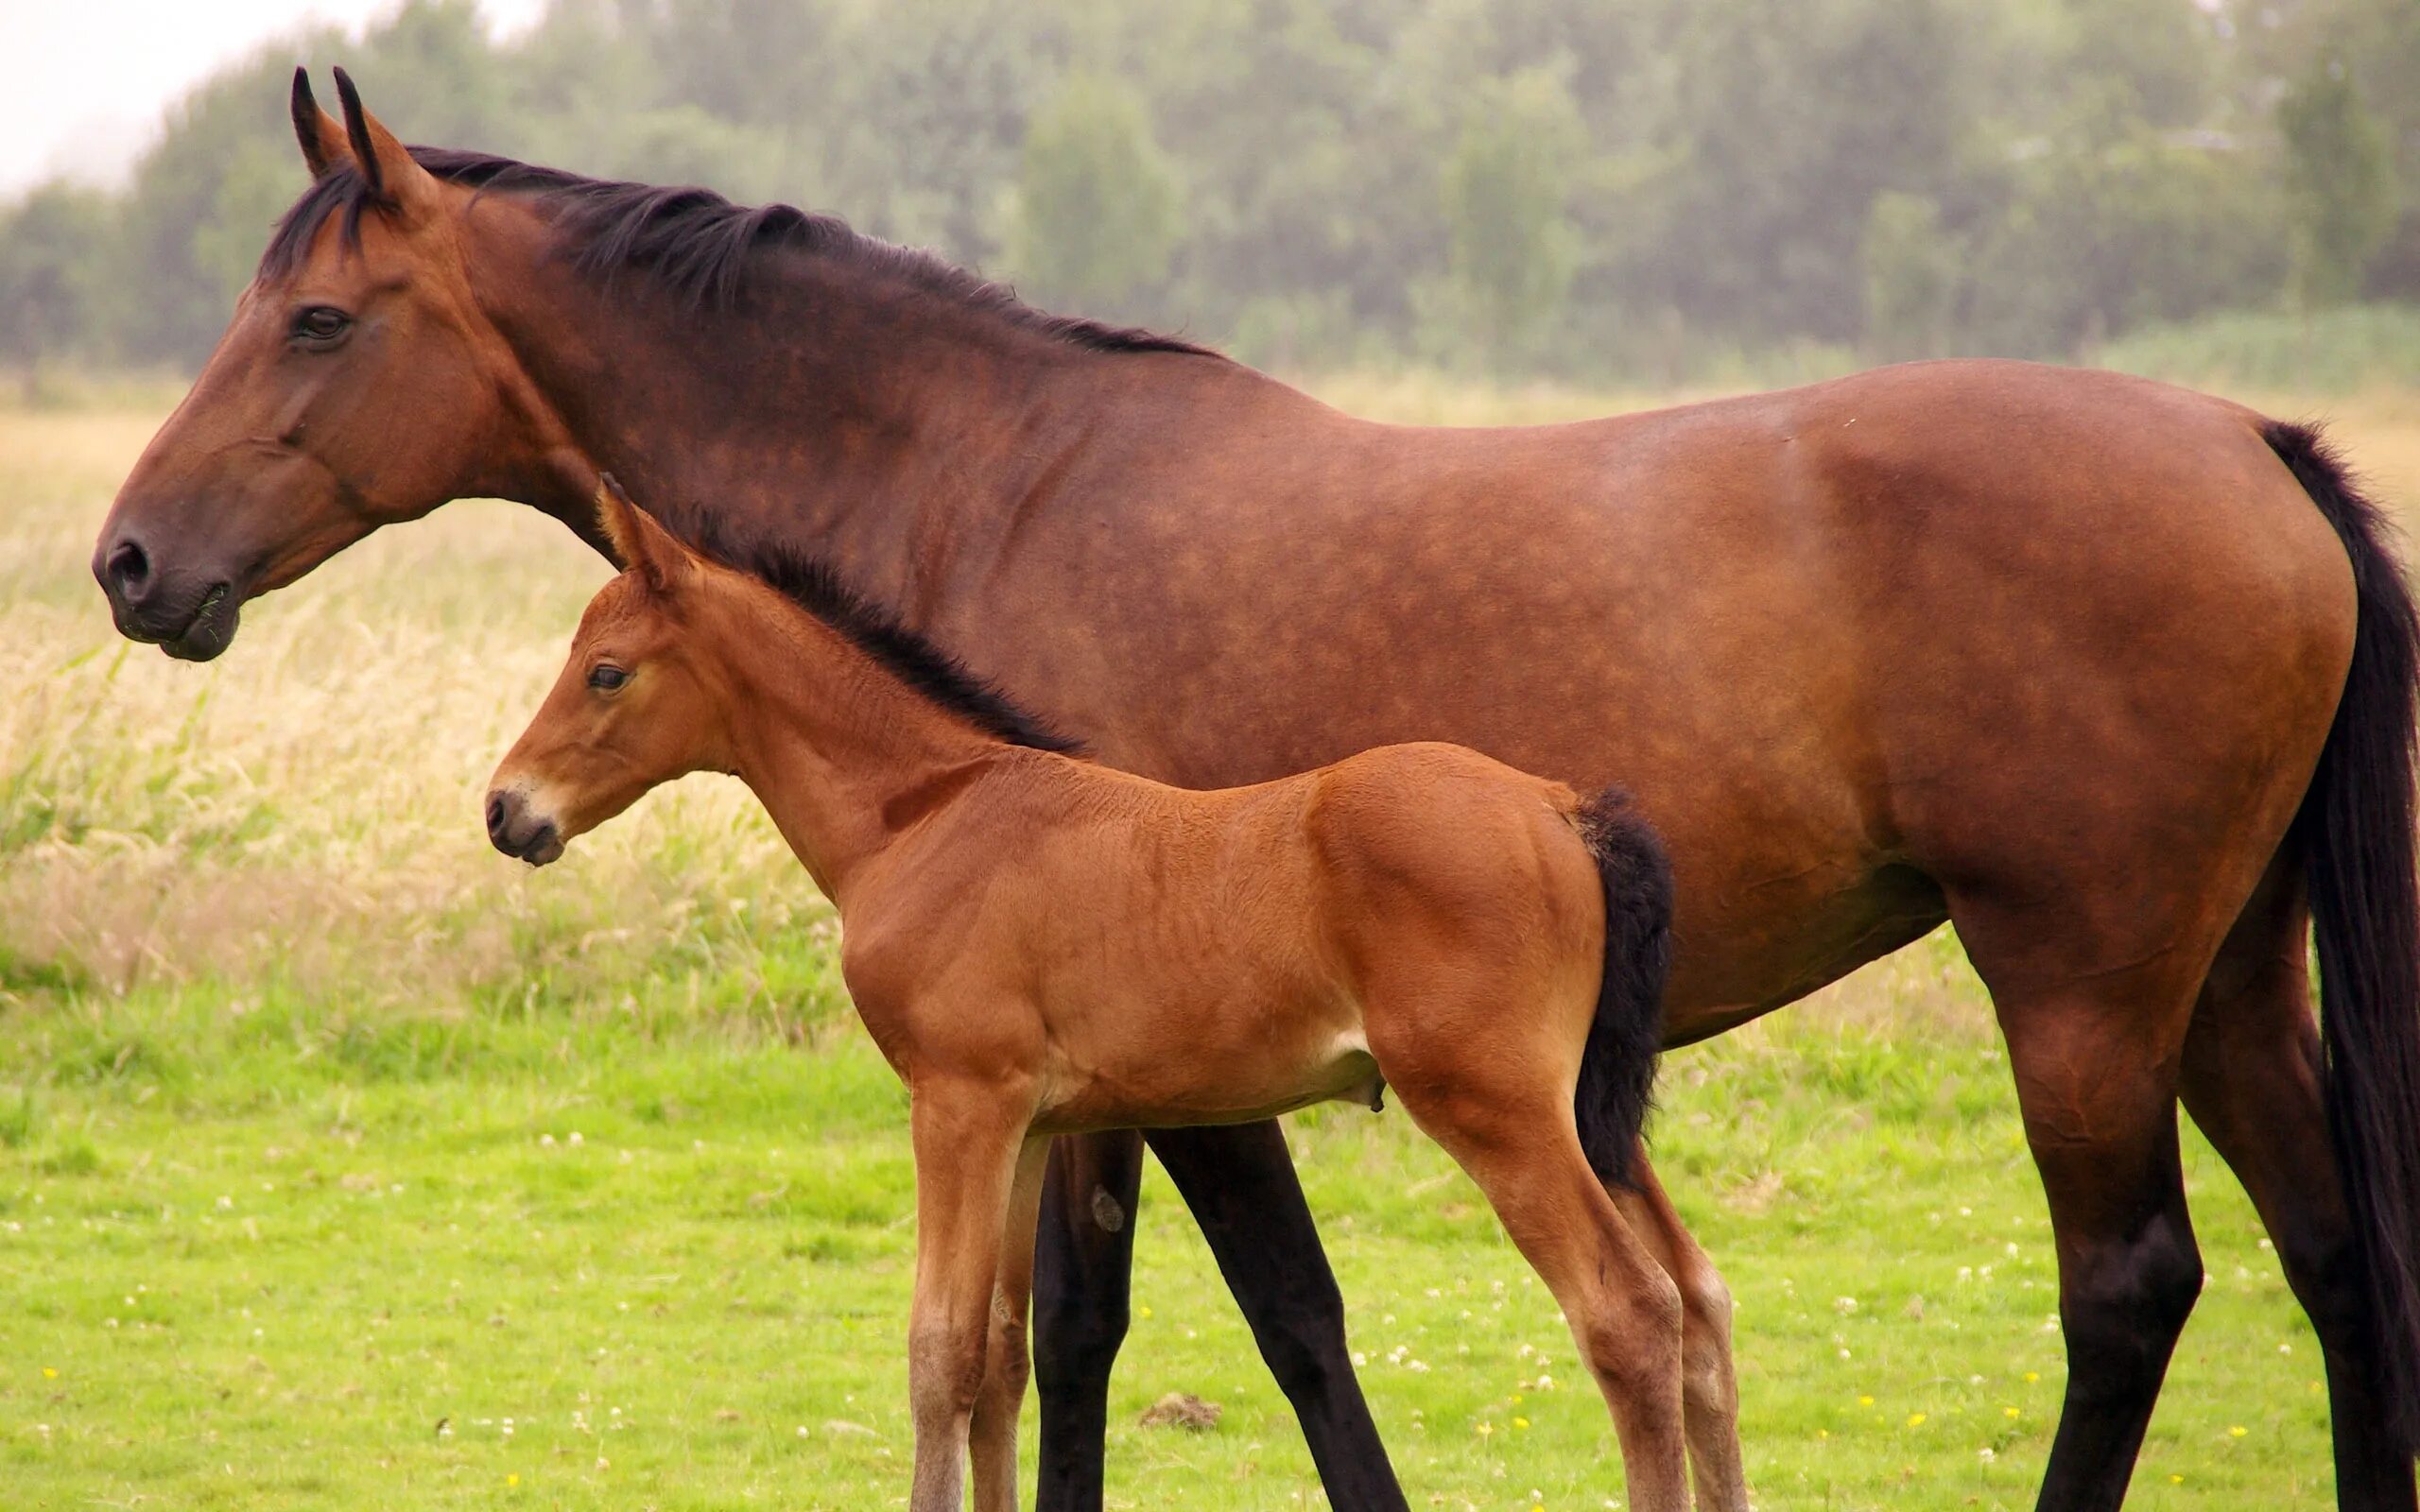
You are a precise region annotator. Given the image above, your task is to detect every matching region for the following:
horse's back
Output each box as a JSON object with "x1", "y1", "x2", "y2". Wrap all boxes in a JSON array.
[{"x1": 1003, "y1": 361, "x2": 2363, "y2": 1031}]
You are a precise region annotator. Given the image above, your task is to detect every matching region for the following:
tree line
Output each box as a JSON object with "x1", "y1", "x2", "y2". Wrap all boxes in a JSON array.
[{"x1": 2, "y1": 0, "x2": 2413, "y2": 381}]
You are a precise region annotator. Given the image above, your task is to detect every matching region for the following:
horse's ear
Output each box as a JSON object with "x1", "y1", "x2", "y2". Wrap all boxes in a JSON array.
[
  {"x1": 595, "y1": 474, "x2": 698, "y2": 594},
  {"x1": 331, "y1": 67, "x2": 438, "y2": 218},
  {"x1": 290, "y1": 69, "x2": 351, "y2": 180}
]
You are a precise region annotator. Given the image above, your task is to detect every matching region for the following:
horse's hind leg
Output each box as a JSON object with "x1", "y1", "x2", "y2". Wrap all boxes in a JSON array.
[
  {"x1": 1955, "y1": 893, "x2": 2215, "y2": 1512},
  {"x1": 1615, "y1": 1150, "x2": 1750, "y2": 1512},
  {"x1": 2179, "y1": 858, "x2": 2418, "y2": 1511},
  {"x1": 1385, "y1": 1069, "x2": 1689, "y2": 1511}
]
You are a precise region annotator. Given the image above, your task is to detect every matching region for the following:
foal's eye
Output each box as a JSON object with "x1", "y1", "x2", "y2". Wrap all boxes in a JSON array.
[
  {"x1": 290, "y1": 305, "x2": 352, "y2": 346},
  {"x1": 587, "y1": 664, "x2": 629, "y2": 693}
]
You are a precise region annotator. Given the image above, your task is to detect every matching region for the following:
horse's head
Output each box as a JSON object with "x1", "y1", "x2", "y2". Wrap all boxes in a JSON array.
[
  {"x1": 95, "y1": 70, "x2": 563, "y2": 660},
  {"x1": 487, "y1": 479, "x2": 731, "y2": 866}
]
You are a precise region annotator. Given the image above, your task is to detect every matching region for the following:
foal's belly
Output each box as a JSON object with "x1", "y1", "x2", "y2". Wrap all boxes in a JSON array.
[{"x1": 1029, "y1": 1005, "x2": 1386, "y2": 1136}]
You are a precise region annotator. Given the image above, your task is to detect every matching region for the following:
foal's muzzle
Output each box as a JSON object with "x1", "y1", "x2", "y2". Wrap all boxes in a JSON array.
[{"x1": 486, "y1": 789, "x2": 564, "y2": 867}]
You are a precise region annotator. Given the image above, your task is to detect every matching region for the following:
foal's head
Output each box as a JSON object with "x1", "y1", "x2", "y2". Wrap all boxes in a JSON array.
[{"x1": 486, "y1": 480, "x2": 733, "y2": 866}]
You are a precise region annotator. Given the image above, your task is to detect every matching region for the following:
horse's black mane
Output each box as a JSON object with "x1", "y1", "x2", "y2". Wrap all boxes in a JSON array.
[
  {"x1": 259, "y1": 146, "x2": 1217, "y2": 358},
  {"x1": 680, "y1": 515, "x2": 1084, "y2": 757}
]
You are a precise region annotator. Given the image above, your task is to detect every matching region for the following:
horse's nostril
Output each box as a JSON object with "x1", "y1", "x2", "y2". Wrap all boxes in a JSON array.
[
  {"x1": 486, "y1": 794, "x2": 510, "y2": 840},
  {"x1": 106, "y1": 540, "x2": 150, "y2": 597}
]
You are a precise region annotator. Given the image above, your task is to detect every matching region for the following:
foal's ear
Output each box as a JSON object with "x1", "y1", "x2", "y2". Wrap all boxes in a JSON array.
[
  {"x1": 595, "y1": 474, "x2": 698, "y2": 594},
  {"x1": 331, "y1": 67, "x2": 440, "y2": 219},
  {"x1": 290, "y1": 69, "x2": 351, "y2": 180}
]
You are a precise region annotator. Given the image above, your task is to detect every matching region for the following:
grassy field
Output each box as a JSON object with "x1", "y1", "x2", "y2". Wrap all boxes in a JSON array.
[{"x1": 6, "y1": 377, "x2": 2419, "y2": 1510}]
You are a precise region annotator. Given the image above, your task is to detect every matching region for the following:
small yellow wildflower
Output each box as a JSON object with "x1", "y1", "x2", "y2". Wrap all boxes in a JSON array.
[
  {"x1": 1858, "y1": 1395, "x2": 1875, "y2": 1406},
  {"x1": 506, "y1": 1473, "x2": 520, "y2": 1487},
  {"x1": 2170, "y1": 1474, "x2": 2185, "y2": 1484},
  {"x1": 2227, "y1": 1425, "x2": 2247, "y2": 1438},
  {"x1": 1907, "y1": 1413, "x2": 1927, "y2": 1428},
  {"x1": 1477, "y1": 1421, "x2": 1495, "y2": 1438},
  {"x1": 2023, "y1": 1371, "x2": 2040, "y2": 1383},
  {"x1": 2003, "y1": 1406, "x2": 2020, "y2": 1419},
  {"x1": 1513, "y1": 1418, "x2": 1530, "y2": 1430},
  {"x1": 1137, "y1": 1305, "x2": 1152, "y2": 1319},
  {"x1": 42, "y1": 1367, "x2": 58, "y2": 1379}
]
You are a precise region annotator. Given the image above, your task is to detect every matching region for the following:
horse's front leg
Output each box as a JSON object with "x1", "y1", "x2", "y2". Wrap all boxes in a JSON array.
[
  {"x1": 906, "y1": 1081, "x2": 1034, "y2": 1512},
  {"x1": 969, "y1": 1136, "x2": 1050, "y2": 1512}
]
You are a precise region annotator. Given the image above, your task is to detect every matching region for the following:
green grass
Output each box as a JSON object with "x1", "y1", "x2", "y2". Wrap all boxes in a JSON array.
[{"x1": 0, "y1": 934, "x2": 2336, "y2": 1511}]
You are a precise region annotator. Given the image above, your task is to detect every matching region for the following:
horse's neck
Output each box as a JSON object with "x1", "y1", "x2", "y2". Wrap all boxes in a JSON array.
[
  {"x1": 476, "y1": 222, "x2": 1215, "y2": 623},
  {"x1": 703, "y1": 583, "x2": 1010, "y2": 902}
]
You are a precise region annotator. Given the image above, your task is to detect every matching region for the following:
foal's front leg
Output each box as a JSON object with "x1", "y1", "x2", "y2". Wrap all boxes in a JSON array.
[
  {"x1": 969, "y1": 1138, "x2": 1051, "y2": 1512},
  {"x1": 906, "y1": 1083, "x2": 1034, "y2": 1512}
]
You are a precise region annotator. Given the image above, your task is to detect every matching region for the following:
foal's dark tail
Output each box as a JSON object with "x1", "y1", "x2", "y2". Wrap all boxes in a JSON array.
[
  {"x1": 2269, "y1": 418, "x2": 2420, "y2": 1454},
  {"x1": 1572, "y1": 788, "x2": 1673, "y2": 1192}
]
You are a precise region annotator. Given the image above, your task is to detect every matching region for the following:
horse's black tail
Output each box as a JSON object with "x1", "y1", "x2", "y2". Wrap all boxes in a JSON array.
[
  {"x1": 2269, "y1": 418, "x2": 2420, "y2": 1453},
  {"x1": 1572, "y1": 787, "x2": 1672, "y2": 1191}
]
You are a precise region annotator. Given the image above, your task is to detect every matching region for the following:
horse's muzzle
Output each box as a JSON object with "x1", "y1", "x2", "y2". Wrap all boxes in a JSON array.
[{"x1": 93, "y1": 533, "x2": 239, "y2": 661}]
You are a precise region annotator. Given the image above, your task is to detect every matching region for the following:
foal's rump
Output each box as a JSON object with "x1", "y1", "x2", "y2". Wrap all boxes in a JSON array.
[{"x1": 1303, "y1": 746, "x2": 1669, "y2": 1162}]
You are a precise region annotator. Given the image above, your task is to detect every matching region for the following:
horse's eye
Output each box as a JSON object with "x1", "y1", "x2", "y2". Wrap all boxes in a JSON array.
[
  {"x1": 290, "y1": 305, "x2": 352, "y2": 345},
  {"x1": 588, "y1": 664, "x2": 629, "y2": 692}
]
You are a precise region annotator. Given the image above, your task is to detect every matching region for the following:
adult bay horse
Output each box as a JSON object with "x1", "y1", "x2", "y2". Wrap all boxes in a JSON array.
[
  {"x1": 488, "y1": 477, "x2": 1692, "y2": 1512},
  {"x1": 95, "y1": 70, "x2": 2420, "y2": 1512}
]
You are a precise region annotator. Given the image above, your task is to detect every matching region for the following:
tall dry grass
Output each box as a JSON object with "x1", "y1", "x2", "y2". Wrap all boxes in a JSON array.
[{"x1": 0, "y1": 409, "x2": 823, "y2": 1040}]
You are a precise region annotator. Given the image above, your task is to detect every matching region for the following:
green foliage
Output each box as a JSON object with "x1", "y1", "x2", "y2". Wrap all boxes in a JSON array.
[
  {"x1": 1434, "y1": 66, "x2": 1585, "y2": 369},
  {"x1": 1963, "y1": 116, "x2": 2285, "y2": 355},
  {"x1": 2277, "y1": 50, "x2": 2399, "y2": 308},
  {"x1": 5, "y1": 0, "x2": 2420, "y2": 377},
  {"x1": 1860, "y1": 192, "x2": 1961, "y2": 362},
  {"x1": 2094, "y1": 301, "x2": 2420, "y2": 394},
  {"x1": 0, "y1": 183, "x2": 112, "y2": 371},
  {"x1": 1009, "y1": 73, "x2": 1184, "y2": 312}
]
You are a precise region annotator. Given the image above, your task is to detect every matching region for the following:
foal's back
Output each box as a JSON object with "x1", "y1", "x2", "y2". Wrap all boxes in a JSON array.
[{"x1": 838, "y1": 741, "x2": 1599, "y2": 1133}]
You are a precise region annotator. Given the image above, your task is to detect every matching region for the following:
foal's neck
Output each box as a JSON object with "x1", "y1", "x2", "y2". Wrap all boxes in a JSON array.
[{"x1": 699, "y1": 578, "x2": 1019, "y2": 904}]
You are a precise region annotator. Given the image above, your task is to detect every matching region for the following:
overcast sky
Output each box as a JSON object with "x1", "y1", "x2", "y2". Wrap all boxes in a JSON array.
[{"x1": 0, "y1": 0, "x2": 547, "y2": 198}]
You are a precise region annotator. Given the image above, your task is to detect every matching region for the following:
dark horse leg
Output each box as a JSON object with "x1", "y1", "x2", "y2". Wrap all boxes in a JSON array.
[
  {"x1": 2180, "y1": 857, "x2": 2419, "y2": 1511},
  {"x1": 1029, "y1": 1121, "x2": 1406, "y2": 1512},
  {"x1": 1031, "y1": 1128, "x2": 1144, "y2": 1512},
  {"x1": 1145, "y1": 1121, "x2": 1407, "y2": 1511},
  {"x1": 1955, "y1": 891, "x2": 2217, "y2": 1512}
]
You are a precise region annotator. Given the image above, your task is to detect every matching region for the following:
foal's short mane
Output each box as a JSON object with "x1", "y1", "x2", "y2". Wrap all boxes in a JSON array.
[
  {"x1": 260, "y1": 146, "x2": 1218, "y2": 358},
  {"x1": 685, "y1": 519, "x2": 1085, "y2": 757}
]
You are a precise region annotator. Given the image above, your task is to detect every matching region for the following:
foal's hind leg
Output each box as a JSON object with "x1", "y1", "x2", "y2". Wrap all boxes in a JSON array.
[
  {"x1": 1385, "y1": 1071, "x2": 1689, "y2": 1511},
  {"x1": 2180, "y1": 862, "x2": 2418, "y2": 1511},
  {"x1": 1615, "y1": 1150, "x2": 1750, "y2": 1512}
]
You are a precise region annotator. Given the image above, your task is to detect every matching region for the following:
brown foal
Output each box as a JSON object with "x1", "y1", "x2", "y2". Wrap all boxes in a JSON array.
[{"x1": 486, "y1": 483, "x2": 1715, "y2": 1512}]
